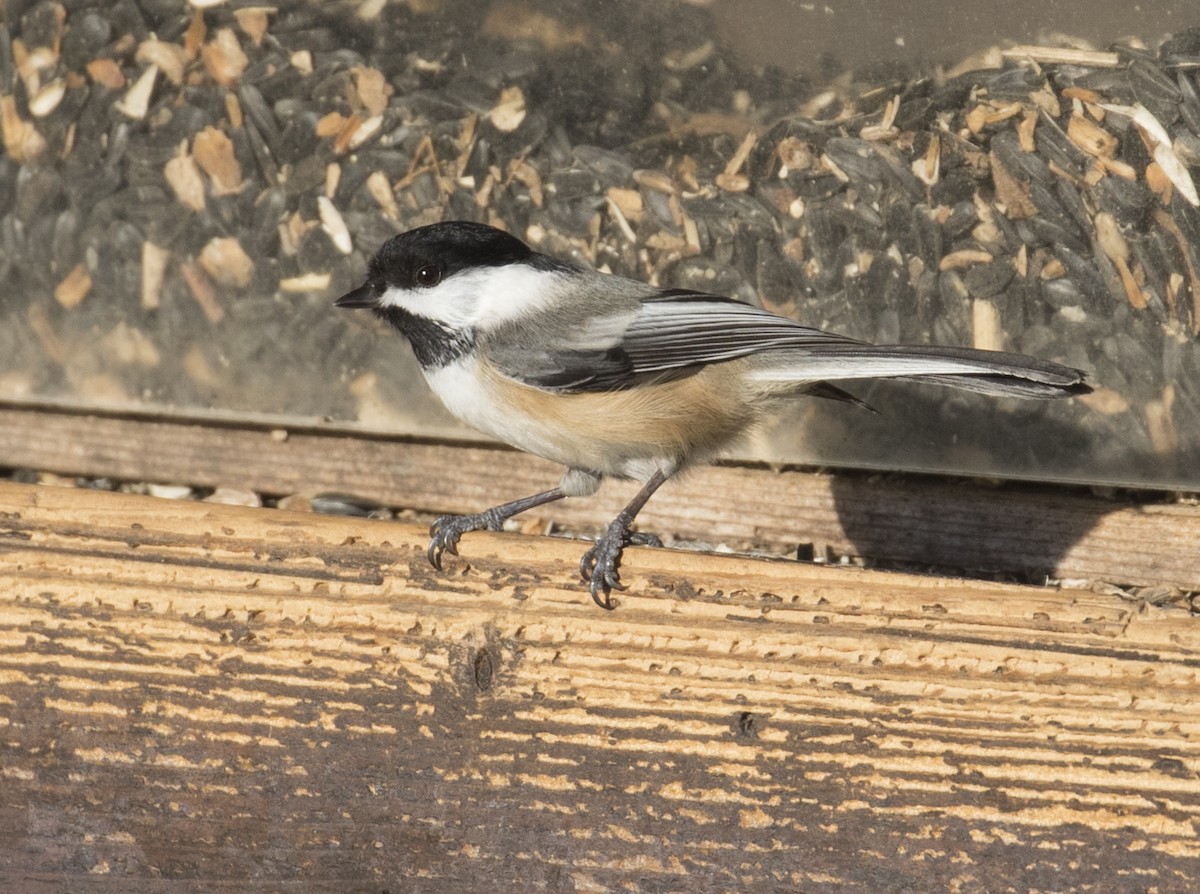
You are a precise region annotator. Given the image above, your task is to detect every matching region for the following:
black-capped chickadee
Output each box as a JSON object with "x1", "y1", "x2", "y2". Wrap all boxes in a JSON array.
[{"x1": 337, "y1": 221, "x2": 1089, "y2": 609}]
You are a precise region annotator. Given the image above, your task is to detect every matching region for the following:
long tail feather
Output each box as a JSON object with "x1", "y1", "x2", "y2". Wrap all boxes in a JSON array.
[{"x1": 752, "y1": 345, "x2": 1090, "y2": 400}]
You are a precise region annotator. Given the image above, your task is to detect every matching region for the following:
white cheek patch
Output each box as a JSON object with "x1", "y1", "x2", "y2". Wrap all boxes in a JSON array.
[
  {"x1": 378, "y1": 265, "x2": 567, "y2": 330},
  {"x1": 471, "y1": 265, "x2": 567, "y2": 326},
  {"x1": 377, "y1": 284, "x2": 474, "y2": 329}
]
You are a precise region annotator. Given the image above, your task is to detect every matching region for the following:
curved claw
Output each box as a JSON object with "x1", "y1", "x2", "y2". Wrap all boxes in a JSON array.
[
  {"x1": 589, "y1": 569, "x2": 625, "y2": 610},
  {"x1": 579, "y1": 546, "x2": 596, "y2": 582},
  {"x1": 427, "y1": 515, "x2": 465, "y2": 571},
  {"x1": 579, "y1": 527, "x2": 637, "y2": 610},
  {"x1": 427, "y1": 535, "x2": 456, "y2": 571}
]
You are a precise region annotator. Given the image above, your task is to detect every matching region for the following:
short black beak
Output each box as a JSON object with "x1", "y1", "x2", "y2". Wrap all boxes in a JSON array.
[{"x1": 335, "y1": 283, "x2": 378, "y2": 308}]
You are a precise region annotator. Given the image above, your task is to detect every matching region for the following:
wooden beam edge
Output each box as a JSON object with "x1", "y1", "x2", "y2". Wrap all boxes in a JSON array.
[{"x1": 0, "y1": 404, "x2": 1197, "y2": 592}]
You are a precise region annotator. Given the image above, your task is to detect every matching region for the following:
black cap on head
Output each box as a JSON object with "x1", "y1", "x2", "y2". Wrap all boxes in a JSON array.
[{"x1": 368, "y1": 221, "x2": 536, "y2": 291}]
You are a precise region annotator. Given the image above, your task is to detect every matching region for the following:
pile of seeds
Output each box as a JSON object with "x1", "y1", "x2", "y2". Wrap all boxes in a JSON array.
[{"x1": 0, "y1": 0, "x2": 1197, "y2": 487}]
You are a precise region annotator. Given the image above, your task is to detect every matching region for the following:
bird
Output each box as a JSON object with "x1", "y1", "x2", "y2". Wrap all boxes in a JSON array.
[{"x1": 336, "y1": 220, "x2": 1089, "y2": 609}]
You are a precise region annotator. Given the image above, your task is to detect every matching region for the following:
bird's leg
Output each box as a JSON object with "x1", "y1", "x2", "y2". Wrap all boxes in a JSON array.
[
  {"x1": 580, "y1": 468, "x2": 670, "y2": 610},
  {"x1": 428, "y1": 488, "x2": 567, "y2": 570}
]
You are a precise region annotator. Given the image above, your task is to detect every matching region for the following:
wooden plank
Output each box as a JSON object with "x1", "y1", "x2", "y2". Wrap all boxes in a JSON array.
[
  {"x1": 1, "y1": 481, "x2": 1198, "y2": 891},
  {"x1": 1, "y1": 404, "x2": 1198, "y2": 591}
]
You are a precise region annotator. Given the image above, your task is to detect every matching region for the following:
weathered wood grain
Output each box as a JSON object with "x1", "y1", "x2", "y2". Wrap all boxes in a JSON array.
[
  {"x1": 0, "y1": 404, "x2": 1198, "y2": 590},
  {"x1": 1, "y1": 481, "x2": 1198, "y2": 891}
]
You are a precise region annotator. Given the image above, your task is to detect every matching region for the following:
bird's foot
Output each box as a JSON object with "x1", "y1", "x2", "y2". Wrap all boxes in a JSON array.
[
  {"x1": 579, "y1": 522, "x2": 661, "y2": 610},
  {"x1": 427, "y1": 510, "x2": 506, "y2": 570}
]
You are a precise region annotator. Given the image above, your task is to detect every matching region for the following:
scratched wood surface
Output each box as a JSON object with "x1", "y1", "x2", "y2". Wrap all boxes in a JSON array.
[
  {"x1": 1, "y1": 404, "x2": 1198, "y2": 591},
  {"x1": 2, "y1": 480, "x2": 1199, "y2": 892}
]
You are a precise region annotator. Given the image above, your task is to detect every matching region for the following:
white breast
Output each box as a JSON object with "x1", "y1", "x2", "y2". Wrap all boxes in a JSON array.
[
  {"x1": 422, "y1": 358, "x2": 587, "y2": 469},
  {"x1": 423, "y1": 358, "x2": 511, "y2": 442},
  {"x1": 421, "y1": 356, "x2": 718, "y2": 483}
]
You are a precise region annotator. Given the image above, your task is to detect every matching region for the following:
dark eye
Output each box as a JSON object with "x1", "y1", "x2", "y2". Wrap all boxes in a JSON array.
[{"x1": 415, "y1": 264, "x2": 442, "y2": 287}]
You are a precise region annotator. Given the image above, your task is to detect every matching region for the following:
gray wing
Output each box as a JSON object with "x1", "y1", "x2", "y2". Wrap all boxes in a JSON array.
[
  {"x1": 485, "y1": 285, "x2": 1088, "y2": 399},
  {"x1": 489, "y1": 290, "x2": 862, "y2": 393}
]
